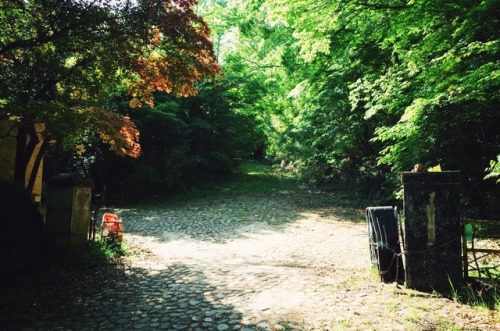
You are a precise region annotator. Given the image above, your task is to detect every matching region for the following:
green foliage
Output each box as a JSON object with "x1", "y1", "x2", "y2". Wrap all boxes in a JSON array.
[
  {"x1": 74, "y1": 86, "x2": 265, "y2": 202},
  {"x1": 200, "y1": 0, "x2": 499, "y2": 215},
  {"x1": 485, "y1": 155, "x2": 500, "y2": 184},
  {"x1": 1, "y1": 0, "x2": 221, "y2": 192},
  {"x1": 11, "y1": 0, "x2": 497, "y2": 212},
  {"x1": 76, "y1": 239, "x2": 129, "y2": 266}
]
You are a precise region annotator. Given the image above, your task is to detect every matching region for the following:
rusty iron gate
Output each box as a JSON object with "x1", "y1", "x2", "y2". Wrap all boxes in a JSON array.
[{"x1": 463, "y1": 219, "x2": 500, "y2": 282}]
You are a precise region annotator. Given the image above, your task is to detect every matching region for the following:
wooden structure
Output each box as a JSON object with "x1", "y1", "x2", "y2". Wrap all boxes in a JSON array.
[{"x1": 463, "y1": 219, "x2": 500, "y2": 282}]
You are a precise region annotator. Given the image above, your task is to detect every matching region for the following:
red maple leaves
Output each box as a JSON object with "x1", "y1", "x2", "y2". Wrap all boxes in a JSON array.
[{"x1": 126, "y1": 0, "x2": 222, "y2": 108}]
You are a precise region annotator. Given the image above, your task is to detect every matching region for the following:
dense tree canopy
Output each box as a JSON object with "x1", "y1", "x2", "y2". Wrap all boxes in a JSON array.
[
  {"x1": 201, "y1": 0, "x2": 499, "y2": 216},
  {"x1": 63, "y1": 87, "x2": 262, "y2": 202},
  {"x1": 1, "y1": 0, "x2": 498, "y2": 216},
  {"x1": 0, "y1": 0, "x2": 221, "y2": 191}
]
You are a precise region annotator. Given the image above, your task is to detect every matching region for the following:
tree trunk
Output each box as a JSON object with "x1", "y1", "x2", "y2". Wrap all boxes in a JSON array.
[
  {"x1": 13, "y1": 120, "x2": 41, "y2": 195},
  {"x1": 26, "y1": 137, "x2": 49, "y2": 195},
  {"x1": 13, "y1": 123, "x2": 28, "y2": 188}
]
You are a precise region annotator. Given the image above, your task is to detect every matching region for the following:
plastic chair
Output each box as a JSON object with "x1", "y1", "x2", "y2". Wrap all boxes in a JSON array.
[{"x1": 101, "y1": 213, "x2": 124, "y2": 242}]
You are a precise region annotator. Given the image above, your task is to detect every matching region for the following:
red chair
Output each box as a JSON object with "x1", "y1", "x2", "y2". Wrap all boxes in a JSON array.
[{"x1": 101, "y1": 213, "x2": 124, "y2": 242}]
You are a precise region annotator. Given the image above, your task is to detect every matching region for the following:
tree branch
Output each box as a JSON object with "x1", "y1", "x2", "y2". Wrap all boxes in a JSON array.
[
  {"x1": 26, "y1": 134, "x2": 50, "y2": 195},
  {"x1": 352, "y1": 1, "x2": 412, "y2": 10}
]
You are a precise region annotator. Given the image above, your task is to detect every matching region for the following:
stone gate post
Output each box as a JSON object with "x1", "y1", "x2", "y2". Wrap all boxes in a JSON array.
[
  {"x1": 401, "y1": 171, "x2": 462, "y2": 292},
  {"x1": 45, "y1": 176, "x2": 93, "y2": 252}
]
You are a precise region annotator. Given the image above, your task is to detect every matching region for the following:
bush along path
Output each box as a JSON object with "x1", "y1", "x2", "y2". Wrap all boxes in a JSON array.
[{"x1": 1, "y1": 163, "x2": 498, "y2": 330}]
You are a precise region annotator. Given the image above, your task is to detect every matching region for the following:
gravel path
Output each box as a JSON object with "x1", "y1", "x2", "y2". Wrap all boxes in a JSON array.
[{"x1": 1, "y1": 191, "x2": 498, "y2": 330}]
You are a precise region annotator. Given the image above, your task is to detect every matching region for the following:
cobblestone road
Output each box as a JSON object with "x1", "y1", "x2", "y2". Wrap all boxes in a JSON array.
[
  {"x1": 3, "y1": 191, "x2": 497, "y2": 330},
  {"x1": 94, "y1": 194, "x2": 370, "y2": 331},
  {"x1": 7, "y1": 192, "x2": 369, "y2": 331}
]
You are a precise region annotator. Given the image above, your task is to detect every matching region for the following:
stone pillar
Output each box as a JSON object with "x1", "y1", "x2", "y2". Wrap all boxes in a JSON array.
[
  {"x1": 45, "y1": 176, "x2": 93, "y2": 252},
  {"x1": 401, "y1": 171, "x2": 462, "y2": 292}
]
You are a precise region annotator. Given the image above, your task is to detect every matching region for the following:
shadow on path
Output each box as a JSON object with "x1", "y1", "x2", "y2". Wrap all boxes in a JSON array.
[
  {"x1": 0, "y1": 259, "x2": 263, "y2": 330},
  {"x1": 0, "y1": 165, "x2": 373, "y2": 331},
  {"x1": 107, "y1": 188, "x2": 369, "y2": 245}
]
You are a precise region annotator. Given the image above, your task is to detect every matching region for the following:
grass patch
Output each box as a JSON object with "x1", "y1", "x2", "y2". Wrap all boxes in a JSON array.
[
  {"x1": 74, "y1": 239, "x2": 130, "y2": 267},
  {"x1": 468, "y1": 265, "x2": 500, "y2": 280},
  {"x1": 216, "y1": 161, "x2": 299, "y2": 193},
  {"x1": 449, "y1": 278, "x2": 500, "y2": 309},
  {"x1": 143, "y1": 160, "x2": 301, "y2": 206},
  {"x1": 238, "y1": 160, "x2": 271, "y2": 175}
]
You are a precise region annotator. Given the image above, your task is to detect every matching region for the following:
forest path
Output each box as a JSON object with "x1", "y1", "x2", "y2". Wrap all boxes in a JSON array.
[
  {"x1": 1, "y1": 166, "x2": 497, "y2": 330},
  {"x1": 114, "y1": 190, "x2": 371, "y2": 330},
  {"x1": 108, "y1": 188, "x2": 496, "y2": 331}
]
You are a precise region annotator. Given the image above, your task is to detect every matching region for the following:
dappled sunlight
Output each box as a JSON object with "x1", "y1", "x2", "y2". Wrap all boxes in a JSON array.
[
  {"x1": 3, "y1": 180, "x2": 496, "y2": 330},
  {"x1": 115, "y1": 215, "x2": 381, "y2": 330},
  {"x1": 245, "y1": 171, "x2": 266, "y2": 176},
  {"x1": 141, "y1": 215, "x2": 162, "y2": 222},
  {"x1": 244, "y1": 287, "x2": 306, "y2": 312},
  {"x1": 104, "y1": 185, "x2": 374, "y2": 329},
  {"x1": 298, "y1": 211, "x2": 322, "y2": 221},
  {"x1": 108, "y1": 188, "x2": 372, "y2": 287},
  {"x1": 74, "y1": 165, "x2": 498, "y2": 330}
]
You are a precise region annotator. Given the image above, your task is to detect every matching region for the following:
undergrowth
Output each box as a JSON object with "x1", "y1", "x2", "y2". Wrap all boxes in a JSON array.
[
  {"x1": 449, "y1": 279, "x2": 500, "y2": 310},
  {"x1": 75, "y1": 239, "x2": 130, "y2": 267}
]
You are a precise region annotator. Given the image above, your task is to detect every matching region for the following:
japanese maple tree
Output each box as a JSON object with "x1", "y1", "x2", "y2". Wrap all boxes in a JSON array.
[{"x1": 0, "y1": 0, "x2": 221, "y2": 193}]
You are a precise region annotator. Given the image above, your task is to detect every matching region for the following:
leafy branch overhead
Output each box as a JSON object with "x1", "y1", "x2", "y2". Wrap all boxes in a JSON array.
[
  {"x1": 203, "y1": 0, "x2": 498, "y2": 216},
  {"x1": 0, "y1": 0, "x2": 221, "y2": 188}
]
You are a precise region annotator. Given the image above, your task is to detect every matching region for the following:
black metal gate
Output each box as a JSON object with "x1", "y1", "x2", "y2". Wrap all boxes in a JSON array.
[{"x1": 366, "y1": 206, "x2": 404, "y2": 282}]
